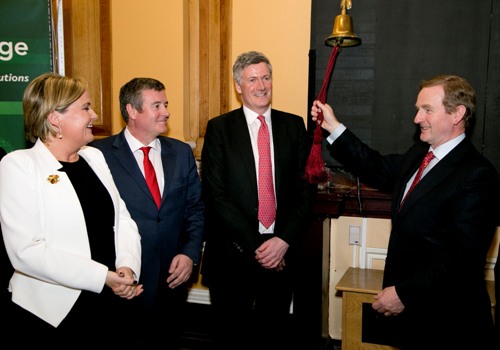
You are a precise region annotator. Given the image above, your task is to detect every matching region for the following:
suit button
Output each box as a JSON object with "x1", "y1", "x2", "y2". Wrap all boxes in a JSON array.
[{"x1": 233, "y1": 241, "x2": 243, "y2": 252}]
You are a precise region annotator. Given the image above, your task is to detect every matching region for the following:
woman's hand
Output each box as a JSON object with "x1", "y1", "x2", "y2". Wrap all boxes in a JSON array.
[{"x1": 106, "y1": 269, "x2": 144, "y2": 300}]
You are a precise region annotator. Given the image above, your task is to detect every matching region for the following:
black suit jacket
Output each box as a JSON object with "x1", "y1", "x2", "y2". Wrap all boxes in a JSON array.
[
  {"x1": 0, "y1": 147, "x2": 12, "y2": 307},
  {"x1": 201, "y1": 107, "x2": 317, "y2": 280},
  {"x1": 329, "y1": 129, "x2": 499, "y2": 348},
  {"x1": 90, "y1": 131, "x2": 204, "y2": 307}
]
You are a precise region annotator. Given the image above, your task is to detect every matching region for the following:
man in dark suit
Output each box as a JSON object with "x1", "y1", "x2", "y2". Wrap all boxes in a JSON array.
[
  {"x1": 201, "y1": 51, "x2": 317, "y2": 349},
  {"x1": 90, "y1": 78, "x2": 204, "y2": 347},
  {"x1": 311, "y1": 75, "x2": 499, "y2": 350}
]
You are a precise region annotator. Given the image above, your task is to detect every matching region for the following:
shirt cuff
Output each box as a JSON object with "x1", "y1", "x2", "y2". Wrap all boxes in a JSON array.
[{"x1": 326, "y1": 123, "x2": 346, "y2": 145}]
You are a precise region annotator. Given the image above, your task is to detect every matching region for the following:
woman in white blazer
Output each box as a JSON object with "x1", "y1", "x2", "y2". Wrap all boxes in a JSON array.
[{"x1": 0, "y1": 73, "x2": 142, "y2": 345}]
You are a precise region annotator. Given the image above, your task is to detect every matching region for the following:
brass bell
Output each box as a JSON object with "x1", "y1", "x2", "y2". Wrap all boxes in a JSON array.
[{"x1": 325, "y1": 1, "x2": 361, "y2": 47}]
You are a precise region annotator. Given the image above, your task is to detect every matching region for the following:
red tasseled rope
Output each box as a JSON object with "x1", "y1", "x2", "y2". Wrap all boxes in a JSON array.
[{"x1": 304, "y1": 44, "x2": 341, "y2": 184}]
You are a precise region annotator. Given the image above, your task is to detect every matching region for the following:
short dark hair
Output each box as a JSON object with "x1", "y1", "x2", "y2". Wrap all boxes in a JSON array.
[{"x1": 119, "y1": 78, "x2": 165, "y2": 123}]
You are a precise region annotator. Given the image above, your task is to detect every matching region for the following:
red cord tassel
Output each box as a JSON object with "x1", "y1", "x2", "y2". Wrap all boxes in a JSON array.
[{"x1": 304, "y1": 45, "x2": 341, "y2": 184}]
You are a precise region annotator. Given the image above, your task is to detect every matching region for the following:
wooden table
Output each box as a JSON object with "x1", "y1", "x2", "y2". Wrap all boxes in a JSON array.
[{"x1": 335, "y1": 267, "x2": 400, "y2": 350}]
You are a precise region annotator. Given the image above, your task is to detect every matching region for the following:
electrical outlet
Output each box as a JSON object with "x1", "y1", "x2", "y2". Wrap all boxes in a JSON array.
[{"x1": 349, "y1": 225, "x2": 361, "y2": 245}]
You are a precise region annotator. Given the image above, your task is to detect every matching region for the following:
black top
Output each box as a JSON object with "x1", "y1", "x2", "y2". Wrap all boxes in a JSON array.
[
  {"x1": 57, "y1": 157, "x2": 124, "y2": 331},
  {"x1": 59, "y1": 157, "x2": 115, "y2": 269}
]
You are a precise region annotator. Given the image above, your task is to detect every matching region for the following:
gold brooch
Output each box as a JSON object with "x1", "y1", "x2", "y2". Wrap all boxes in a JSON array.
[{"x1": 47, "y1": 174, "x2": 60, "y2": 184}]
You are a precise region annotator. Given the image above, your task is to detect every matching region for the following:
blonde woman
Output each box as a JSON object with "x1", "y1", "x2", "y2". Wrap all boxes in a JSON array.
[{"x1": 0, "y1": 73, "x2": 142, "y2": 345}]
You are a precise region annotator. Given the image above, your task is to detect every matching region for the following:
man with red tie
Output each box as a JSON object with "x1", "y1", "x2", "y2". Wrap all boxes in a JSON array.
[
  {"x1": 311, "y1": 75, "x2": 499, "y2": 350},
  {"x1": 201, "y1": 51, "x2": 317, "y2": 349},
  {"x1": 90, "y1": 78, "x2": 205, "y2": 347}
]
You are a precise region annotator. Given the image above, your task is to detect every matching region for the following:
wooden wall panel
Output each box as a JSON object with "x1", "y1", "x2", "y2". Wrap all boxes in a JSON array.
[
  {"x1": 187, "y1": 0, "x2": 231, "y2": 159},
  {"x1": 62, "y1": 0, "x2": 111, "y2": 137}
]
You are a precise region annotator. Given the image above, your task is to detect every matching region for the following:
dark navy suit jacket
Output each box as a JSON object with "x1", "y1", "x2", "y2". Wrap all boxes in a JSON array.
[{"x1": 91, "y1": 130, "x2": 204, "y2": 307}]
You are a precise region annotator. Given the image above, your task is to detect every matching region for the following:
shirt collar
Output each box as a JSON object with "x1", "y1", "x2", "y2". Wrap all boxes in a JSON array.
[
  {"x1": 429, "y1": 133, "x2": 465, "y2": 161},
  {"x1": 243, "y1": 105, "x2": 271, "y2": 125},
  {"x1": 124, "y1": 127, "x2": 160, "y2": 152}
]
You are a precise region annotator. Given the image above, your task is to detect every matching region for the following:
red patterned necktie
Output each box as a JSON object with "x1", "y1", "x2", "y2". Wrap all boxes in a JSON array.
[
  {"x1": 140, "y1": 146, "x2": 161, "y2": 208},
  {"x1": 257, "y1": 115, "x2": 276, "y2": 228},
  {"x1": 400, "y1": 151, "x2": 435, "y2": 208}
]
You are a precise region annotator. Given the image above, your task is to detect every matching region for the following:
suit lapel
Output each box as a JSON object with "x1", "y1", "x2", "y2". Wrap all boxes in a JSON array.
[
  {"x1": 270, "y1": 110, "x2": 284, "y2": 195},
  {"x1": 159, "y1": 138, "x2": 176, "y2": 205},
  {"x1": 396, "y1": 147, "x2": 428, "y2": 210},
  {"x1": 232, "y1": 108, "x2": 258, "y2": 193},
  {"x1": 111, "y1": 131, "x2": 153, "y2": 200},
  {"x1": 398, "y1": 139, "x2": 471, "y2": 214}
]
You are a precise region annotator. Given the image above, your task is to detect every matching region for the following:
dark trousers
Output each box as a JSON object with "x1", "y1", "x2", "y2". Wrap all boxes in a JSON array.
[
  {"x1": 131, "y1": 281, "x2": 189, "y2": 348},
  {"x1": 208, "y1": 263, "x2": 294, "y2": 350}
]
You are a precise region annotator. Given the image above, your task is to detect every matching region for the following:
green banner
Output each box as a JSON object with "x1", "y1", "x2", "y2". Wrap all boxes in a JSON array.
[{"x1": 0, "y1": 0, "x2": 53, "y2": 152}]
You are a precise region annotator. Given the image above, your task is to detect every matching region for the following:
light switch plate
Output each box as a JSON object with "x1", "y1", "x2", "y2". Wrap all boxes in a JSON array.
[{"x1": 349, "y1": 225, "x2": 361, "y2": 245}]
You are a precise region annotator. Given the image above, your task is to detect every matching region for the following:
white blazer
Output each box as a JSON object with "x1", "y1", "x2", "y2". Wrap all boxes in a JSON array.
[{"x1": 0, "y1": 139, "x2": 141, "y2": 327}]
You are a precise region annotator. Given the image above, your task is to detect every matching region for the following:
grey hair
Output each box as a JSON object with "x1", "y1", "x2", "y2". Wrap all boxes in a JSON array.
[{"x1": 232, "y1": 51, "x2": 272, "y2": 85}]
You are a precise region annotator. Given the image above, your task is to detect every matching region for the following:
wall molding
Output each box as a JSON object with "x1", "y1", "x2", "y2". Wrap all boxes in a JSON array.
[
  {"x1": 187, "y1": 287, "x2": 211, "y2": 305},
  {"x1": 365, "y1": 248, "x2": 387, "y2": 269}
]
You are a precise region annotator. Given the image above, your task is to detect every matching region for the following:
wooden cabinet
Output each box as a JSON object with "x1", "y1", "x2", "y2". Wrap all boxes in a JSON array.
[
  {"x1": 309, "y1": 182, "x2": 392, "y2": 345},
  {"x1": 335, "y1": 267, "x2": 496, "y2": 350},
  {"x1": 335, "y1": 268, "x2": 400, "y2": 350}
]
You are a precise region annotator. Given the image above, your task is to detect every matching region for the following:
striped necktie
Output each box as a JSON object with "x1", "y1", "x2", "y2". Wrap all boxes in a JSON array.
[{"x1": 400, "y1": 151, "x2": 434, "y2": 208}]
